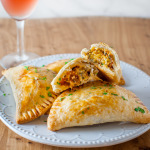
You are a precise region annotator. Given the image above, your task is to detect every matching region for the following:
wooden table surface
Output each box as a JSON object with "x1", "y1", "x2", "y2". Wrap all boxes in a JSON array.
[{"x1": 0, "y1": 17, "x2": 150, "y2": 150}]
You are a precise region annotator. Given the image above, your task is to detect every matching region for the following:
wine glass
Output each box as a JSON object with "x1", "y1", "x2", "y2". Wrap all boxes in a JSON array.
[{"x1": 1, "y1": 0, "x2": 39, "y2": 69}]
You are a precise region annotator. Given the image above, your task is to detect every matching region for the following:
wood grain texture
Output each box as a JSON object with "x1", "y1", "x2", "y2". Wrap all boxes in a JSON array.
[{"x1": 0, "y1": 17, "x2": 150, "y2": 150}]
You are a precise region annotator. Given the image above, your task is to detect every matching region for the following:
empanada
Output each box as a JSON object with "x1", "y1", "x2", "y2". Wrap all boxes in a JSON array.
[
  {"x1": 48, "y1": 81, "x2": 150, "y2": 131},
  {"x1": 51, "y1": 57, "x2": 100, "y2": 93},
  {"x1": 45, "y1": 59, "x2": 70, "y2": 73},
  {"x1": 81, "y1": 42, "x2": 125, "y2": 85},
  {"x1": 2, "y1": 66, "x2": 57, "y2": 124}
]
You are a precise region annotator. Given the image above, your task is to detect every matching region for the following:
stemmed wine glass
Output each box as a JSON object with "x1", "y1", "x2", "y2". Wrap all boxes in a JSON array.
[{"x1": 1, "y1": 0, "x2": 39, "y2": 69}]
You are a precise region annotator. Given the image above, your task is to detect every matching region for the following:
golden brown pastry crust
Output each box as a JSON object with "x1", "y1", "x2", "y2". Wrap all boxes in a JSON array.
[
  {"x1": 81, "y1": 42, "x2": 125, "y2": 85},
  {"x1": 2, "y1": 66, "x2": 57, "y2": 124},
  {"x1": 51, "y1": 57, "x2": 101, "y2": 93},
  {"x1": 45, "y1": 59, "x2": 70, "y2": 73},
  {"x1": 48, "y1": 81, "x2": 150, "y2": 131}
]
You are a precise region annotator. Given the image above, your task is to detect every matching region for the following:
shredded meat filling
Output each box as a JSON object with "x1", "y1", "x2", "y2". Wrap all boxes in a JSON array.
[
  {"x1": 59, "y1": 66, "x2": 92, "y2": 86},
  {"x1": 88, "y1": 47, "x2": 115, "y2": 70}
]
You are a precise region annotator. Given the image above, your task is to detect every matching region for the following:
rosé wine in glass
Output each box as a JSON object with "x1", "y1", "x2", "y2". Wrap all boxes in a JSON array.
[{"x1": 1, "y1": 0, "x2": 39, "y2": 68}]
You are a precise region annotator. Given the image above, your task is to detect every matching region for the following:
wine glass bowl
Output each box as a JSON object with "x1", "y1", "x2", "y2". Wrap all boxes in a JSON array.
[{"x1": 1, "y1": 0, "x2": 39, "y2": 69}]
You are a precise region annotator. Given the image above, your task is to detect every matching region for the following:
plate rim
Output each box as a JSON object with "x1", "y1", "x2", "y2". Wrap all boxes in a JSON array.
[{"x1": 0, "y1": 53, "x2": 150, "y2": 148}]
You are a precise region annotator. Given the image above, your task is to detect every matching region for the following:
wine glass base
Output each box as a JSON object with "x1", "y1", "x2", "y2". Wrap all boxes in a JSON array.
[{"x1": 0, "y1": 52, "x2": 40, "y2": 69}]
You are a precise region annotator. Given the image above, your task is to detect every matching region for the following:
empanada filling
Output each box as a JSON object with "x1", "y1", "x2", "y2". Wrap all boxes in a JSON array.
[
  {"x1": 88, "y1": 47, "x2": 115, "y2": 70},
  {"x1": 58, "y1": 66, "x2": 98, "y2": 87}
]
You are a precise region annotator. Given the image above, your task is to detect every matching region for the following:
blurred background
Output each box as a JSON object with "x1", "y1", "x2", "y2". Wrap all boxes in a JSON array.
[{"x1": 0, "y1": 0, "x2": 150, "y2": 19}]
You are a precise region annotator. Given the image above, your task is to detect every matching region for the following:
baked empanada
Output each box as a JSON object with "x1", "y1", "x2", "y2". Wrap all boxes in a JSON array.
[
  {"x1": 51, "y1": 57, "x2": 100, "y2": 93},
  {"x1": 2, "y1": 66, "x2": 57, "y2": 124},
  {"x1": 48, "y1": 81, "x2": 150, "y2": 131},
  {"x1": 81, "y1": 42, "x2": 125, "y2": 85},
  {"x1": 45, "y1": 59, "x2": 70, "y2": 73}
]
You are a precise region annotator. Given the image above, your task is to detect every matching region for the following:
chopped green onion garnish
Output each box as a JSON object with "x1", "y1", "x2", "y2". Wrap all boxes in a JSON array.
[
  {"x1": 134, "y1": 107, "x2": 145, "y2": 113},
  {"x1": 91, "y1": 86, "x2": 97, "y2": 89},
  {"x1": 40, "y1": 95, "x2": 45, "y2": 98},
  {"x1": 57, "y1": 82, "x2": 61, "y2": 85},
  {"x1": 111, "y1": 93, "x2": 118, "y2": 96},
  {"x1": 35, "y1": 68, "x2": 38, "y2": 73},
  {"x1": 59, "y1": 78, "x2": 61, "y2": 81},
  {"x1": 103, "y1": 92, "x2": 107, "y2": 95},
  {"x1": 48, "y1": 91, "x2": 52, "y2": 97},
  {"x1": 60, "y1": 97, "x2": 65, "y2": 101},
  {"x1": 121, "y1": 96, "x2": 128, "y2": 101},
  {"x1": 42, "y1": 77, "x2": 47, "y2": 80},
  {"x1": 68, "y1": 93, "x2": 73, "y2": 96},
  {"x1": 82, "y1": 111, "x2": 84, "y2": 114},
  {"x1": 46, "y1": 87, "x2": 50, "y2": 90},
  {"x1": 24, "y1": 66, "x2": 29, "y2": 70}
]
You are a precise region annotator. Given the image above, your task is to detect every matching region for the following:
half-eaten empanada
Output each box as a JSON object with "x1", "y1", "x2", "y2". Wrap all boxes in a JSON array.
[
  {"x1": 48, "y1": 81, "x2": 150, "y2": 131},
  {"x1": 51, "y1": 57, "x2": 100, "y2": 93},
  {"x1": 81, "y1": 42, "x2": 125, "y2": 85},
  {"x1": 2, "y1": 66, "x2": 57, "y2": 124}
]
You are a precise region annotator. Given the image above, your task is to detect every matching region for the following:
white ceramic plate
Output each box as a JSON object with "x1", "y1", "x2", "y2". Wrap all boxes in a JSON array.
[{"x1": 0, "y1": 54, "x2": 150, "y2": 148}]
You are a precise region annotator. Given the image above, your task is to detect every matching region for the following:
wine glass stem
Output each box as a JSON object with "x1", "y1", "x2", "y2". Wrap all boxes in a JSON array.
[{"x1": 16, "y1": 20, "x2": 25, "y2": 58}]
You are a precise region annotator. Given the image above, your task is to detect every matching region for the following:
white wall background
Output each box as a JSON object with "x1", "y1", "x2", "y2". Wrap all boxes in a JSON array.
[{"x1": 0, "y1": 0, "x2": 150, "y2": 19}]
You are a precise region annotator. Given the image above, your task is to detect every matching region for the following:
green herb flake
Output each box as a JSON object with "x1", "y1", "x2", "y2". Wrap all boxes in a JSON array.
[
  {"x1": 99, "y1": 87, "x2": 102, "y2": 89},
  {"x1": 60, "y1": 97, "x2": 65, "y2": 101},
  {"x1": 65, "y1": 62, "x2": 68, "y2": 65},
  {"x1": 57, "y1": 82, "x2": 61, "y2": 85},
  {"x1": 35, "y1": 68, "x2": 38, "y2": 73},
  {"x1": 121, "y1": 96, "x2": 128, "y2": 101},
  {"x1": 48, "y1": 91, "x2": 52, "y2": 97},
  {"x1": 42, "y1": 77, "x2": 47, "y2": 80},
  {"x1": 103, "y1": 92, "x2": 107, "y2": 95},
  {"x1": 41, "y1": 65, "x2": 45, "y2": 67},
  {"x1": 87, "y1": 107, "x2": 90, "y2": 110},
  {"x1": 109, "y1": 87, "x2": 114, "y2": 89},
  {"x1": 111, "y1": 93, "x2": 118, "y2": 96},
  {"x1": 104, "y1": 84, "x2": 107, "y2": 86},
  {"x1": 70, "y1": 58, "x2": 75, "y2": 61},
  {"x1": 24, "y1": 66, "x2": 29, "y2": 70},
  {"x1": 44, "y1": 121, "x2": 47, "y2": 122},
  {"x1": 68, "y1": 93, "x2": 73, "y2": 96},
  {"x1": 40, "y1": 95, "x2": 45, "y2": 98},
  {"x1": 59, "y1": 78, "x2": 61, "y2": 81},
  {"x1": 101, "y1": 63, "x2": 104, "y2": 65},
  {"x1": 134, "y1": 107, "x2": 145, "y2": 113},
  {"x1": 3, "y1": 93, "x2": 6, "y2": 96},
  {"x1": 82, "y1": 111, "x2": 84, "y2": 114},
  {"x1": 91, "y1": 86, "x2": 97, "y2": 89},
  {"x1": 46, "y1": 87, "x2": 50, "y2": 90}
]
